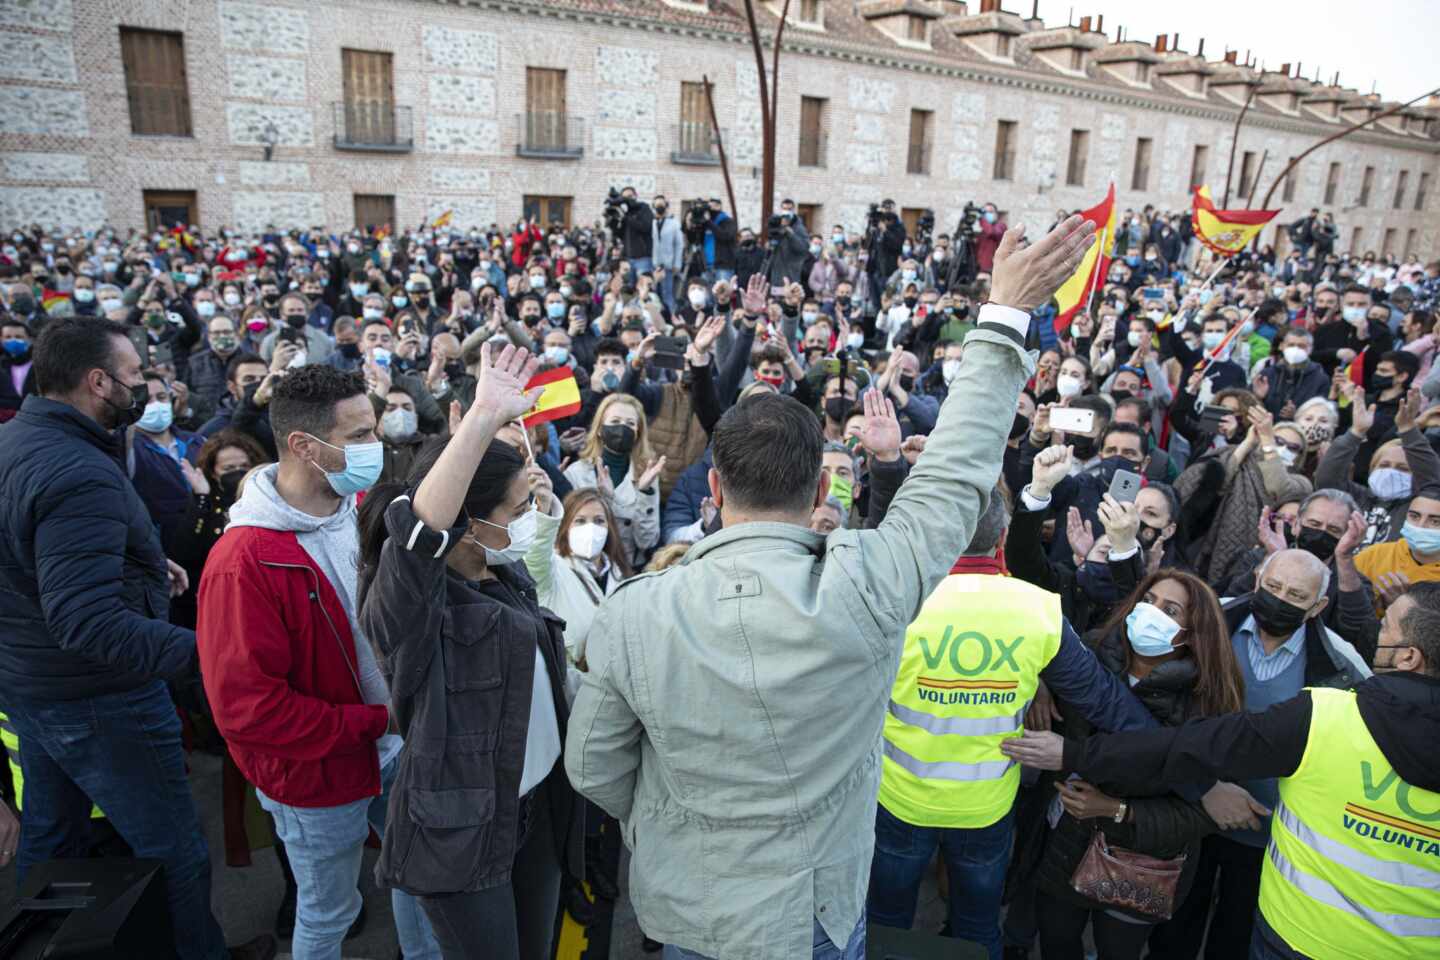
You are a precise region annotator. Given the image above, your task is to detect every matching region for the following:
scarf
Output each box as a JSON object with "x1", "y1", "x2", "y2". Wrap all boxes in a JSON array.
[{"x1": 949, "y1": 552, "x2": 1009, "y2": 577}]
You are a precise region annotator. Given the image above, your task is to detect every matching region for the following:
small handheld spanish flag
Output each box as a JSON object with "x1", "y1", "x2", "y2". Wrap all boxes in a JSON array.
[
  {"x1": 1191, "y1": 186, "x2": 1281, "y2": 256},
  {"x1": 1051, "y1": 183, "x2": 1116, "y2": 334},
  {"x1": 522, "y1": 367, "x2": 581, "y2": 427}
]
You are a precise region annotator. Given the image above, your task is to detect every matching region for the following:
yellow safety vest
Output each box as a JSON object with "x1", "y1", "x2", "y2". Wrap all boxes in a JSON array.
[
  {"x1": 1258, "y1": 687, "x2": 1440, "y2": 960},
  {"x1": 878, "y1": 574, "x2": 1062, "y2": 829},
  {"x1": 0, "y1": 711, "x2": 104, "y2": 818}
]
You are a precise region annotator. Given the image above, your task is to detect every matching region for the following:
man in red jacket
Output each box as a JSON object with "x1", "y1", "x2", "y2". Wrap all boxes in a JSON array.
[
  {"x1": 976, "y1": 203, "x2": 1007, "y2": 275},
  {"x1": 198, "y1": 364, "x2": 439, "y2": 959}
]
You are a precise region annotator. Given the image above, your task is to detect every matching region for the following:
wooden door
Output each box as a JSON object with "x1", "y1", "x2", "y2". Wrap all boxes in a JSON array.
[
  {"x1": 523, "y1": 195, "x2": 572, "y2": 230},
  {"x1": 354, "y1": 194, "x2": 395, "y2": 233},
  {"x1": 679, "y1": 81, "x2": 710, "y2": 156},
  {"x1": 526, "y1": 68, "x2": 567, "y2": 150},
  {"x1": 342, "y1": 49, "x2": 394, "y2": 145},
  {"x1": 144, "y1": 190, "x2": 198, "y2": 230},
  {"x1": 799, "y1": 97, "x2": 824, "y2": 167}
]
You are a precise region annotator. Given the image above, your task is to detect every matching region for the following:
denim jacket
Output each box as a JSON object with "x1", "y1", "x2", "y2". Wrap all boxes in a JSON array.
[{"x1": 566, "y1": 314, "x2": 1035, "y2": 958}]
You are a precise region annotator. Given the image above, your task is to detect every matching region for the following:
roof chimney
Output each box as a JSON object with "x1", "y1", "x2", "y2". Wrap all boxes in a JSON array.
[
  {"x1": 1078, "y1": 14, "x2": 1091, "y2": 31},
  {"x1": 1279, "y1": 62, "x2": 1290, "y2": 76},
  {"x1": 1094, "y1": 13, "x2": 1102, "y2": 32},
  {"x1": 1155, "y1": 34, "x2": 1166, "y2": 52},
  {"x1": 1196, "y1": 37, "x2": 1204, "y2": 56},
  {"x1": 1031, "y1": 0, "x2": 1039, "y2": 19},
  {"x1": 1224, "y1": 50, "x2": 1237, "y2": 65},
  {"x1": 1294, "y1": 61, "x2": 1302, "y2": 78}
]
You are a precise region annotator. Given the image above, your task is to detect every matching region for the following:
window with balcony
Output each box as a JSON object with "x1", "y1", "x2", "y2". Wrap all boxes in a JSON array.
[
  {"x1": 907, "y1": 109, "x2": 933, "y2": 175},
  {"x1": 1189, "y1": 144, "x2": 1209, "y2": 191},
  {"x1": 337, "y1": 49, "x2": 411, "y2": 151},
  {"x1": 1393, "y1": 170, "x2": 1409, "y2": 210},
  {"x1": 1324, "y1": 161, "x2": 1341, "y2": 205},
  {"x1": 120, "y1": 28, "x2": 193, "y2": 137},
  {"x1": 799, "y1": 0, "x2": 821, "y2": 23},
  {"x1": 993, "y1": 120, "x2": 1016, "y2": 180},
  {"x1": 520, "y1": 67, "x2": 582, "y2": 158},
  {"x1": 1238, "y1": 151, "x2": 1257, "y2": 201},
  {"x1": 673, "y1": 81, "x2": 719, "y2": 165},
  {"x1": 1358, "y1": 165, "x2": 1375, "y2": 207},
  {"x1": 1130, "y1": 137, "x2": 1152, "y2": 191},
  {"x1": 1417, "y1": 172, "x2": 1431, "y2": 212},
  {"x1": 1066, "y1": 129, "x2": 1089, "y2": 187},
  {"x1": 799, "y1": 96, "x2": 827, "y2": 168},
  {"x1": 1282, "y1": 156, "x2": 1298, "y2": 202}
]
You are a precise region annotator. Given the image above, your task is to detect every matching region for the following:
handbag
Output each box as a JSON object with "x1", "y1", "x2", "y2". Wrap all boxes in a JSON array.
[{"x1": 1069, "y1": 826, "x2": 1185, "y2": 920}]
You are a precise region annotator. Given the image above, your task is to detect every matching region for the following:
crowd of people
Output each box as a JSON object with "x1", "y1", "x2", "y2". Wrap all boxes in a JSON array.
[{"x1": 0, "y1": 186, "x2": 1436, "y2": 960}]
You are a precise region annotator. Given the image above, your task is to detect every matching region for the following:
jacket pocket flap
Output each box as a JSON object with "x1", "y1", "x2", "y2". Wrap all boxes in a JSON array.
[
  {"x1": 446, "y1": 604, "x2": 503, "y2": 645},
  {"x1": 409, "y1": 787, "x2": 495, "y2": 829},
  {"x1": 717, "y1": 574, "x2": 761, "y2": 600}
]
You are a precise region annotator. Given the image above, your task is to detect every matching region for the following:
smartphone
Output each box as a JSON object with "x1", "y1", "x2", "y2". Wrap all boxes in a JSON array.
[
  {"x1": 396, "y1": 314, "x2": 417, "y2": 339},
  {"x1": 651, "y1": 335, "x2": 688, "y2": 370},
  {"x1": 279, "y1": 326, "x2": 305, "y2": 346},
  {"x1": 1108, "y1": 468, "x2": 1142, "y2": 504},
  {"x1": 1199, "y1": 404, "x2": 1230, "y2": 432},
  {"x1": 1141, "y1": 287, "x2": 1165, "y2": 301},
  {"x1": 1050, "y1": 407, "x2": 1095, "y2": 435},
  {"x1": 126, "y1": 327, "x2": 149, "y2": 362}
]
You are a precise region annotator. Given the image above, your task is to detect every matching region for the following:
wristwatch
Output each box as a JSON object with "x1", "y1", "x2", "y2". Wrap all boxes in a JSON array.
[
  {"x1": 1261, "y1": 444, "x2": 1277, "y2": 455},
  {"x1": 1113, "y1": 801, "x2": 1128, "y2": 824}
]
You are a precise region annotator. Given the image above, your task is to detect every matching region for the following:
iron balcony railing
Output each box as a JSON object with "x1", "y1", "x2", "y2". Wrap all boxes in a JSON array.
[
  {"x1": 516, "y1": 112, "x2": 584, "y2": 158},
  {"x1": 332, "y1": 102, "x2": 413, "y2": 152}
]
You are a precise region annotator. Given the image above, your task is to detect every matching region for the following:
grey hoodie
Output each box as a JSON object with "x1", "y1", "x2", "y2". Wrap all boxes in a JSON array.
[{"x1": 228, "y1": 464, "x2": 402, "y2": 768}]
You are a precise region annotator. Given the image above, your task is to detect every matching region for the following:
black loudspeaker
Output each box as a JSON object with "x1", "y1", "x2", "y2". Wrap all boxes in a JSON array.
[
  {"x1": 867, "y1": 922, "x2": 988, "y2": 960},
  {"x1": 0, "y1": 858, "x2": 173, "y2": 959}
]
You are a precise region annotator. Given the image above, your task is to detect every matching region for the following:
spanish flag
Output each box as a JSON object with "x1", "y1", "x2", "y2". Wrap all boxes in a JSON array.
[
  {"x1": 431, "y1": 209, "x2": 454, "y2": 231},
  {"x1": 1051, "y1": 183, "x2": 1116, "y2": 335},
  {"x1": 1191, "y1": 186, "x2": 1281, "y2": 256},
  {"x1": 522, "y1": 367, "x2": 580, "y2": 427}
]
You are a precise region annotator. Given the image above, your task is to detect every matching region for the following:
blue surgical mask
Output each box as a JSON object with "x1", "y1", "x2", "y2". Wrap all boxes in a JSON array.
[
  {"x1": 1341, "y1": 306, "x2": 1367, "y2": 324},
  {"x1": 544, "y1": 345, "x2": 569, "y2": 365},
  {"x1": 1201, "y1": 331, "x2": 1224, "y2": 350},
  {"x1": 983, "y1": 211, "x2": 997, "y2": 224},
  {"x1": 1125, "y1": 602, "x2": 1184, "y2": 656},
  {"x1": 1197, "y1": 289, "x2": 1214, "y2": 306},
  {"x1": 307, "y1": 435, "x2": 384, "y2": 496},
  {"x1": 136, "y1": 400, "x2": 173, "y2": 433},
  {"x1": 1400, "y1": 521, "x2": 1440, "y2": 557},
  {"x1": 546, "y1": 302, "x2": 565, "y2": 320},
  {"x1": 350, "y1": 283, "x2": 368, "y2": 298}
]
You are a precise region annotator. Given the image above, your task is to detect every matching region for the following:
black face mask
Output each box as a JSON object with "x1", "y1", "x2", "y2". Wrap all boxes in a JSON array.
[
  {"x1": 902, "y1": 296, "x2": 918, "y2": 309},
  {"x1": 338, "y1": 342, "x2": 361, "y2": 360},
  {"x1": 1095, "y1": 455, "x2": 1142, "y2": 485},
  {"x1": 1070, "y1": 435, "x2": 1098, "y2": 460},
  {"x1": 1369, "y1": 375, "x2": 1394, "y2": 392},
  {"x1": 217, "y1": 469, "x2": 245, "y2": 504},
  {"x1": 836, "y1": 296, "x2": 851, "y2": 309},
  {"x1": 262, "y1": 292, "x2": 280, "y2": 305},
  {"x1": 1296, "y1": 527, "x2": 1340, "y2": 563},
  {"x1": 104, "y1": 372, "x2": 148, "y2": 428},
  {"x1": 11, "y1": 294, "x2": 34, "y2": 315},
  {"x1": 1137, "y1": 522, "x2": 1166, "y2": 550},
  {"x1": 898, "y1": 374, "x2": 915, "y2": 392},
  {"x1": 824, "y1": 396, "x2": 854, "y2": 423},
  {"x1": 283, "y1": 313, "x2": 307, "y2": 330},
  {"x1": 1109, "y1": 388, "x2": 1133, "y2": 404},
  {"x1": 780, "y1": 302, "x2": 799, "y2": 318},
  {"x1": 601, "y1": 423, "x2": 636, "y2": 455},
  {"x1": 1251, "y1": 587, "x2": 1311, "y2": 637},
  {"x1": 1010, "y1": 412, "x2": 1030, "y2": 440},
  {"x1": 444, "y1": 360, "x2": 466, "y2": 382}
]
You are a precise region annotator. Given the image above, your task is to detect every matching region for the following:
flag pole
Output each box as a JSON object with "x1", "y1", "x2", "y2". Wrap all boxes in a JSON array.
[{"x1": 1080, "y1": 199, "x2": 1110, "y2": 322}]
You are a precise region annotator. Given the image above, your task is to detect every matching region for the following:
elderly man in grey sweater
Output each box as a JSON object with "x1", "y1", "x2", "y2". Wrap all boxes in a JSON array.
[{"x1": 567, "y1": 217, "x2": 1098, "y2": 959}]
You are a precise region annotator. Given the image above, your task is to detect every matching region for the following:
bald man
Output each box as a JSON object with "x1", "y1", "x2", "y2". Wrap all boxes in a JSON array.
[{"x1": 1145, "y1": 547, "x2": 1372, "y2": 959}]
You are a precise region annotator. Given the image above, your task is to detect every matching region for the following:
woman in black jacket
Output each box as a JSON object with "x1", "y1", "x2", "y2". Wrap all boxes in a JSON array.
[
  {"x1": 357, "y1": 343, "x2": 581, "y2": 960},
  {"x1": 1017, "y1": 569, "x2": 1245, "y2": 960}
]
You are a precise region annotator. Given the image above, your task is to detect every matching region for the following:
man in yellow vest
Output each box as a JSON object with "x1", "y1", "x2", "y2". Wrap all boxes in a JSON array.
[
  {"x1": 1003, "y1": 581, "x2": 1440, "y2": 960},
  {"x1": 866, "y1": 489, "x2": 1162, "y2": 959}
]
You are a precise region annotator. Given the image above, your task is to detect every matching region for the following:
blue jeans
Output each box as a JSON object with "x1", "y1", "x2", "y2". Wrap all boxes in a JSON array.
[
  {"x1": 663, "y1": 915, "x2": 865, "y2": 960},
  {"x1": 631, "y1": 256, "x2": 654, "y2": 279},
  {"x1": 657, "y1": 270, "x2": 677, "y2": 312},
  {"x1": 713, "y1": 268, "x2": 736, "y2": 282},
  {"x1": 1249, "y1": 913, "x2": 1303, "y2": 960},
  {"x1": 866, "y1": 803, "x2": 1013, "y2": 960},
  {"x1": 260, "y1": 755, "x2": 440, "y2": 960},
  {"x1": 7, "y1": 679, "x2": 228, "y2": 960}
]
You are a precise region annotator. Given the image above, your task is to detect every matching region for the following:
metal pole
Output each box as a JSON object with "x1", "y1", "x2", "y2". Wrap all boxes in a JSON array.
[
  {"x1": 702, "y1": 75, "x2": 738, "y2": 223},
  {"x1": 766, "y1": 0, "x2": 792, "y2": 221},
  {"x1": 740, "y1": 0, "x2": 773, "y2": 225}
]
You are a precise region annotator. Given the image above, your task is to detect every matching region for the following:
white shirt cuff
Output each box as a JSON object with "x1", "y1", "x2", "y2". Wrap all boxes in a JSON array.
[
  {"x1": 977, "y1": 302, "x2": 1031, "y2": 339},
  {"x1": 1108, "y1": 545, "x2": 1140, "y2": 561},
  {"x1": 1020, "y1": 486, "x2": 1051, "y2": 511}
]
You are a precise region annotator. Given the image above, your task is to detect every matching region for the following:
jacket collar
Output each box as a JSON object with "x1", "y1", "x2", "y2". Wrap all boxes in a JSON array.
[
  {"x1": 1222, "y1": 593, "x2": 1347, "y2": 682},
  {"x1": 683, "y1": 520, "x2": 825, "y2": 564},
  {"x1": 17, "y1": 395, "x2": 122, "y2": 459}
]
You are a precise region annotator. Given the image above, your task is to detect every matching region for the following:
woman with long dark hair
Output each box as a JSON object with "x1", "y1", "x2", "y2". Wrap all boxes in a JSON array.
[
  {"x1": 356, "y1": 344, "x2": 581, "y2": 960},
  {"x1": 1011, "y1": 569, "x2": 1246, "y2": 960}
]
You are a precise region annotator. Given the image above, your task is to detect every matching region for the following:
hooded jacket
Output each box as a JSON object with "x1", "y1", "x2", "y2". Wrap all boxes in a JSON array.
[{"x1": 197, "y1": 465, "x2": 392, "y2": 808}]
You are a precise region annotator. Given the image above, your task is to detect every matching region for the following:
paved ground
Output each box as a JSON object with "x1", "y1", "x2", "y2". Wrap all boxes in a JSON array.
[{"x1": 0, "y1": 752, "x2": 960, "y2": 960}]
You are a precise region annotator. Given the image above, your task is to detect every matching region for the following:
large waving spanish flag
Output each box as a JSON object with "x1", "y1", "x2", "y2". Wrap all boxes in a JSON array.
[
  {"x1": 522, "y1": 367, "x2": 581, "y2": 427},
  {"x1": 1191, "y1": 186, "x2": 1281, "y2": 256},
  {"x1": 1052, "y1": 183, "x2": 1116, "y2": 334}
]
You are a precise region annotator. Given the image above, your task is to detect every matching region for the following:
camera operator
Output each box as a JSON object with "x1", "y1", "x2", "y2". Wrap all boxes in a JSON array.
[
  {"x1": 735, "y1": 226, "x2": 764, "y2": 290},
  {"x1": 765, "y1": 204, "x2": 811, "y2": 293},
  {"x1": 703, "y1": 198, "x2": 737, "y2": 282},
  {"x1": 652, "y1": 195, "x2": 683, "y2": 313},
  {"x1": 608, "y1": 186, "x2": 655, "y2": 275},
  {"x1": 865, "y1": 199, "x2": 907, "y2": 293}
]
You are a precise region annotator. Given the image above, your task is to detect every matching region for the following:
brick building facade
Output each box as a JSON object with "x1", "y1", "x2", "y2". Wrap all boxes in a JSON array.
[{"x1": 1, "y1": 0, "x2": 1437, "y2": 258}]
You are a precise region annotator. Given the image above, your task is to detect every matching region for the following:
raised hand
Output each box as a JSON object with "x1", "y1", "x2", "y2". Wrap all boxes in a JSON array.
[
  {"x1": 1335, "y1": 509, "x2": 1366, "y2": 560},
  {"x1": 472, "y1": 342, "x2": 542, "y2": 423},
  {"x1": 990, "y1": 214, "x2": 1098, "y2": 312},
  {"x1": 740, "y1": 274, "x2": 769, "y2": 314},
  {"x1": 1096, "y1": 494, "x2": 1139, "y2": 554},
  {"x1": 635, "y1": 455, "x2": 667, "y2": 493},
  {"x1": 1395, "y1": 387, "x2": 1421, "y2": 433},
  {"x1": 1066, "y1": 506, "x2": 1095, "y2": 564},
  {"x1": 1030, "y1": 443, "x2": 1072, "y2": 496},
  {"x1": 1247, "y1": 405, "x2": 1276, "y2": 447},
  {"x1": 1257, "y1": 505, "x2": 1289, "y2": 556},
  {"x1": 900, "y1": 434, "x2": 927, "y2": 466},
  {"x1": 859, "y1": 388, "x2": 902, "y2": 463},
  {"x1": 1374, "y1": 571, "x2": 1412, "y2": 608},
  {"x1": 526, "y1": 459, "x2": 555, "y2": 513},
  {"x1": 178, "y1": 458, "x2": 210, "y2": 497},
  {"x1": 692, "y1": 314, "x2": 725, "y2": 355},
  {"x1": 1349, "y1": 387, "x2": 1375, "y2": 438}
]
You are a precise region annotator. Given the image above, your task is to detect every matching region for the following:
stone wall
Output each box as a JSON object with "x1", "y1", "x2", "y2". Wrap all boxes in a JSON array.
[
  {"x1": 1, "y1": 152, "x2": 88, "y2": 182},
  {"x1": 232, "y1": 190, "x2": 325, "y2": 232},
  {"x1": 0, "y1": 187, "x2": 106, "y2": 230},
  {"x1": 227, "y1": 55, "x2": 306, "y2": 101}
]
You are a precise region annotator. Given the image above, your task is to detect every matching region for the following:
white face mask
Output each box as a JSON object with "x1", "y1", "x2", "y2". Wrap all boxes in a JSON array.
[
  {"x1": 1282, "y1": 346, "x2": 1310, "y2": 365},
  {"x1": 1056, "y1": 374, "x2": 1084, "y2": 398},
  {"x1": 942, "y1": 359, "x2": 962, "y2": 383},
  {"x1": 567, "y1": 521, "x2": 609, "y2": 560},
  {"x1": 688, "y1": 288, "x2": 707, "y2": 308},
  {"x1": 380, "y1": 407, "x2": 417, "y2": 439},
  {"x1": 471, "y1": 508, "x2": 538, "y2": 566},
  {"x1": 1127, "y1": 331, "x2": 1143, "y2": 348}
]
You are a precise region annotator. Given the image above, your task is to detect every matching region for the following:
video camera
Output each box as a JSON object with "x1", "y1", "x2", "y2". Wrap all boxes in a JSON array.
[
  {"x1": 957, "y1": 202, "x2": 985, "y2": 236},
  {"x1": 766, "y1": 212, "x2": 789, "y2": 248},
  {"x1": 683, "y1": 200, "x2": 711, "y2": 244},
  {"x1": 603, "y1": 187, "x2": 627, "y2": 236},
  {"x1": 915, "y1": 208, "x2": 935, "y2": 247}
]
